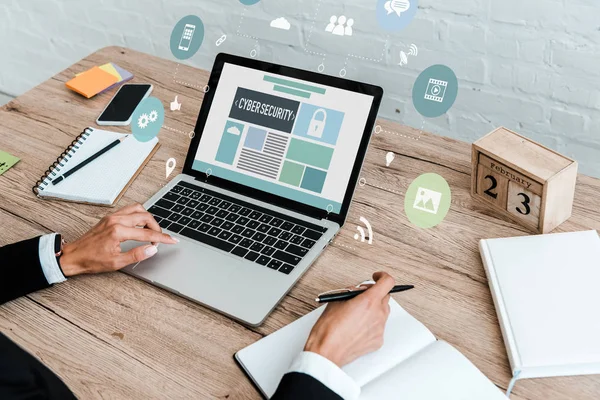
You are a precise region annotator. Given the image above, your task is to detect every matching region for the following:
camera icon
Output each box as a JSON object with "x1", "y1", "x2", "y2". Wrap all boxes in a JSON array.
[{"x1": 424, "y1": 78, "x2": 448, "y2": 103}]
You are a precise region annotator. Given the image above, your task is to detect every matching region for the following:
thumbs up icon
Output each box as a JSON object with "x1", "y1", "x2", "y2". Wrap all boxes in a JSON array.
[{"x1": 170, "y1": 96, "x2": 182, "y2": 111}]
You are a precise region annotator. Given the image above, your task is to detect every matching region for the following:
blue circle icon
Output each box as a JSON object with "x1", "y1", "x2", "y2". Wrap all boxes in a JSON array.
[
  {"x1": 412, "y1": 65, "x2": 458, "y2": 118},
  {"x1": 131, "y1": 97, "x2": 164, "y2": 142},
  {"x1": 239, "y1": 0, "x2": 261, "y2": 4},
  {"x1": 170, "y1": 15, "x2": 205, "y2": 60},
  {"x1": 376, "y1": 0, "x2": 418, "y2": 32}
]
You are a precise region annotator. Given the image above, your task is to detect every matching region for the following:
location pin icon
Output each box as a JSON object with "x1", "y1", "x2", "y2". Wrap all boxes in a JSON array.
[
  {"x1": 166, "y1": 158, "x2": 177, "y2": 179},
  {"x1": 206, "y1": 168, "x2": 212, "y2": 179}
]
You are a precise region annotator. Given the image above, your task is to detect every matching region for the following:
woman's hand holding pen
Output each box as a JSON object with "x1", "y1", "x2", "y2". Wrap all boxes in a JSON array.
[{"x1": 303, "y1": 271, "x2": 396, "y2": 367}]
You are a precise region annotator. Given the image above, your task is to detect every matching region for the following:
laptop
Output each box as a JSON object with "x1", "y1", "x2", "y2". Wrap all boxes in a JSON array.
[{"x1": 122, "y1": 53, "x2": 383, "y2": 326}]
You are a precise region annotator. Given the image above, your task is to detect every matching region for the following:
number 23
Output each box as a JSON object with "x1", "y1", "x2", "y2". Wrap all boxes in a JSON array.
[{"x1": 484, "y1": 175, "x2": 532, "y2": 216}]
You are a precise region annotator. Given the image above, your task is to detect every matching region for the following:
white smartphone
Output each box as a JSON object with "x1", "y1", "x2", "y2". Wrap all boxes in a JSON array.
[{"x1": 96, "y1": 83, "x2": 153, "y2": 126}]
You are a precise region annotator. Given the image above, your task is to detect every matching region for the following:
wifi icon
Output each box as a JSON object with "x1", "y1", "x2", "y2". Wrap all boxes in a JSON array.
[
  {"x1": 408, "y1": 43, "x2": 418, "y2": 56},
  {"x1": 353, "y1": 216, "x2": 373, "y2": 245}
]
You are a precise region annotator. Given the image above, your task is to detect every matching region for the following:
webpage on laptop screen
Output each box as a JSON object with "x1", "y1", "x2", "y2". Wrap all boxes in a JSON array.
[{"x1": 193, "y1": 63, "x2": 374, "y2": 213}]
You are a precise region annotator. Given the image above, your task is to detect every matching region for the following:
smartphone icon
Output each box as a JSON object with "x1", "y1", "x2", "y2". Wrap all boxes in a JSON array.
[{"x1": 178, "y1": 24, "x2": 196, "y2": 51}]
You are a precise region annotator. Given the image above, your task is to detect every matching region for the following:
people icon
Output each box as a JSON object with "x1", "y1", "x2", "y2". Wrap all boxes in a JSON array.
[
  {"x1": 333, "y1": 16, "x2": 346, "y2": 35},
  {"x1": 325, "y1": 16, "x2": 337, "y2": 33},
  {"x1": 345, "y1": 18, "x2": 354, "y2": 36},
  {"x1": 325, "y1": 15, "x2": 354, "y2": 37}
]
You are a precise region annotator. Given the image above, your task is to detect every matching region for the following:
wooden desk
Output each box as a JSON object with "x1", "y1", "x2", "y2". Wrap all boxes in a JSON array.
[{"x1": 1, "y1": 47, "x2": 599, "y2": 399}]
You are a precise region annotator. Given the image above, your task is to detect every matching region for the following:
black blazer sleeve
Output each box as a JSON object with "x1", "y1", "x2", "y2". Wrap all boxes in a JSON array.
[
  {"x1": 271, "y1": 372, "x2": 343, "y2": 400},
  {"x1": 0, "y1": 236, "x2": 50, "y2": 305},
  {"x1": 0, "y1": 334, "x2": 77, "y2": 400}
]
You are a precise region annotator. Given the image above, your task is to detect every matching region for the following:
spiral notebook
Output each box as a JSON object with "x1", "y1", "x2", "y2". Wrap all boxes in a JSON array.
[{"x1": 33, "y1": 128, "x2": 159, "y2": 206}]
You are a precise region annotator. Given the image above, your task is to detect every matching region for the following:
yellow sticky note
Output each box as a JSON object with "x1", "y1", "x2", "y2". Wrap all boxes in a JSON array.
[{"x1": 99, "y1": 63, "x2": 122, "y2": 80}]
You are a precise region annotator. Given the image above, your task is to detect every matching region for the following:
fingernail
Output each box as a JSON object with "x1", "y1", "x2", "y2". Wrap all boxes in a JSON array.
[
  {"x1": 171, "y1": 236, "x2": 180, "y2": 243},
  {"x1": 145, "y1": 245, "x2": 158, "y2": 257}
]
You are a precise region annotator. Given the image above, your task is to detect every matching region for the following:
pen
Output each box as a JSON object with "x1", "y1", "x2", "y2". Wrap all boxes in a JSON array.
[
  {"x1": 315, "y1": 285, "x2": 414, "y2": 303},
  {"x1": 52, "y1": 136, "x2": 126, "y2": 185}
]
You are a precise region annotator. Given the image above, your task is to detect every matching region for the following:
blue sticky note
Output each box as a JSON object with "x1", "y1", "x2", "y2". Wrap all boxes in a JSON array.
[{"x1": 111, "y1": 63, "x2": 134, "y2": 82}]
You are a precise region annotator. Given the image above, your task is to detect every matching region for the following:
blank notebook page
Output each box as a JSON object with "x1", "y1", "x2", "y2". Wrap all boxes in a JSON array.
[
  {"x1": 38, "y1": 128, "x2": 158, "y2": 205},
  {"x1": 485, "y1": 230, "x2": 600, "y2": 371},
  {"x1": 236, "y1": 299, "x2": 436, "y2": 398}
]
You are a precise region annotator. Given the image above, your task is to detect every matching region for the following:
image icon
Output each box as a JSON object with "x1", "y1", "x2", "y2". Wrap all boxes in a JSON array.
[
  {"x1": 413, "y1": 187, "x2": 442, "y2": 214},
  {"x1": 354, "y1": 216, "x2": 373, "y2": 245},
  {"x1": 412, "y1": 64, "x2": 458, "y2": 118},
  {"x1": 424, "y1": 79, "x2": 448, "y2": 103},
  {"x1": 170, "y1": 15, "x2": 205, "y2": 60},
  {"x1": 131, "y1": 97, "x2": 164, "y2": 142},
  {"x1": 405, "y1": 173, "x2": 451, "y2": 228},
  {"x1": 377, "y1": 0, "x2": 418, "y2": 32},
  {"x1": 325, "y1": 15, "x2": 354, "y2": 37},
  {"x1": 270, "y1": 17, "x2": 291, "y2": 30}
]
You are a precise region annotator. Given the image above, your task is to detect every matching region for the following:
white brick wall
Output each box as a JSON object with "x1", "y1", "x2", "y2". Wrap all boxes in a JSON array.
[{"x1": 1, "y1": 0, "x2": 599, "y2": 176}]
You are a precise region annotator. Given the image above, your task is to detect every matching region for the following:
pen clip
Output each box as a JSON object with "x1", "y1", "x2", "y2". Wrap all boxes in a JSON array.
[{"x1": 316, "y1": 280, "x2": 376, "y2": 298}]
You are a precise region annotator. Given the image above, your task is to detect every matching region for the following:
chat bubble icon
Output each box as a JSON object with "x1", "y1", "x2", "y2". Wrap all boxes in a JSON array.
[{"x1": 385, "y1": 0, "x2": 411, "y2": 16}]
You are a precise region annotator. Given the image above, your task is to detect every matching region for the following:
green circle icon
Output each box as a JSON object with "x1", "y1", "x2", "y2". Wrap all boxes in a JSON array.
[
  {"x1": 405, "y1": 173, "x2": 451, "y2": 228},
  {"x1": 239, "y1": 0, "x2": 261, "y2": 4},
  {"x1": 412, "y1": 65, "x2": 458, "y2": 118},
  {"x1": 131, "y1": 97, "x2": 164, "y2": 142},
  {"x1": 170, "y1": 15, "x2": 205, "y2": 60}
]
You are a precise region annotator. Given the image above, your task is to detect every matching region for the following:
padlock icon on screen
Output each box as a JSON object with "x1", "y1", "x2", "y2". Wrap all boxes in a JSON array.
[{"x1": 307, "y1": 109, "x2": 327, "y2": 139}]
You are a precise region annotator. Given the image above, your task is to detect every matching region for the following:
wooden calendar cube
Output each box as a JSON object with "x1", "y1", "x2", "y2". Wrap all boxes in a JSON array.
[{"x1": 471, "y1": 127, "x2": 578, "y2": 233}]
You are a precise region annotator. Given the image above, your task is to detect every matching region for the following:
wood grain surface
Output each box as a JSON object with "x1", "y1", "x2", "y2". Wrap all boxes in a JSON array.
[{"x1": 1, "y1": 46, "x2": 599, "y2": 400}]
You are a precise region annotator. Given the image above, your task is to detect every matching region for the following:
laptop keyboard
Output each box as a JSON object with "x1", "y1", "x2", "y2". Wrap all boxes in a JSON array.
[{"x1": 147, "y1": 181, "x2": 326, "y2": 275}]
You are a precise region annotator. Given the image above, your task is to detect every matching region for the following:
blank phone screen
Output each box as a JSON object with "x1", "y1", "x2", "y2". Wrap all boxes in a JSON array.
[{"x1": 98, "y1": 84, "x2": 151, "y2": 123}]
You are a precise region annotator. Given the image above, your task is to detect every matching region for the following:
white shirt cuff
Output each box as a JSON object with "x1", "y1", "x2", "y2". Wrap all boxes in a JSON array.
[
  {"x1": 39, "y1": 233, "x2": 67, "y2": 284},
  {"x1": 289, "y1": 351, "x2": 361, "y2": 400}
]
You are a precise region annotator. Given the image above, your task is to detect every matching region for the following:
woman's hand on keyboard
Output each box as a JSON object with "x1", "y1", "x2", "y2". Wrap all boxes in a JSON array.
[{"x1": 59, "y1": 203, "x2": 179, "y2": 277}]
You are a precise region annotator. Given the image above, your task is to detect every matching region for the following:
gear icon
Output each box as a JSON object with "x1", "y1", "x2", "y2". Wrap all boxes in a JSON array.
[
  {"x1": 148, "y1": 110, "x2": 158, "y2": 123},
  {"x1": 137, "y1": 113, "x2": 150, "y2": 129}
]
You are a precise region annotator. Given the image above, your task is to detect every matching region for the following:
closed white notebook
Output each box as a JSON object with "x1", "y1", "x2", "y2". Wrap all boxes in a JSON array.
[
  {"x1": 236, "y1": 299, "x2": 507, "y2": 399},
  {"x1": 35, "y1": 128, "x2": 158, "y2": 206},
  {"x1": 480, "y1": 230, "x2": 600, "y2": 382}
]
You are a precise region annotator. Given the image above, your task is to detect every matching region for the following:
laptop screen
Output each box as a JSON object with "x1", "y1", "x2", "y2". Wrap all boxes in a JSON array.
[{"x1": 192, "y1": 63, "x2": 375, "y2": 214}]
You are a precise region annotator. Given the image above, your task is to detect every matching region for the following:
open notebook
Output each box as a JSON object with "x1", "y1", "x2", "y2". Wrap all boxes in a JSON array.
[
  {"x1": 33, "y1": 128, "x2": 159, "y2": 206},
  {"x1": 236, "y1": 299, "x2": 507, "y2": 399},
  {"x1": 480, "y1": 230, "x2": 600, "y2": 389}
]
